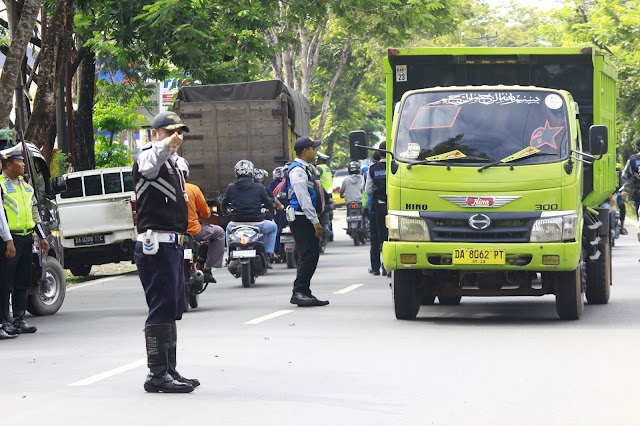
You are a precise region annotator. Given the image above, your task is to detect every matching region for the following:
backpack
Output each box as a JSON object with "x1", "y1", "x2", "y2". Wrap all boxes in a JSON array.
[{"x1": 284, "y1": 163, "x2": 324, "y2": 215}]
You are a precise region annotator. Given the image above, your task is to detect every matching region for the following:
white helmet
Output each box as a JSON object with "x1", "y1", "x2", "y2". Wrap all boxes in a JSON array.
[
  {"x1": 234, "y1": 159, "x2": 255, "y2": 178},
  {"x1": 176, "y1": 157, "x2": 190, "y2": 178},
  {"x1": 254, "y1": 168, "x2": 268, "y2": 184},
  {"x1": 272, "y1": 167, "x2": 284, "y2": 180}
]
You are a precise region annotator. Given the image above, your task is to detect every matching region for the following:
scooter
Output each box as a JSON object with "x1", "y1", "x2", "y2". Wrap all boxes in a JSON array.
[
  {"x1": 345, "y1": 201, "x2": 368, "y2": 246},
  {"x1": 280, "y1": 225, "x2": 299, "y2": 269},
  {"x1": 182, "y1": 235, "x2": 215, "y2": 311},
  {"x1": 227, "y1": 223, "x2": 269, "y2": 287}
]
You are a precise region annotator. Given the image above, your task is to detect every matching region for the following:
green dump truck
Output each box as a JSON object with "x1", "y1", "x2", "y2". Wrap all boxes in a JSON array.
[{"x1": 351, "y1": 46, "x2": 617, "y2": 320}]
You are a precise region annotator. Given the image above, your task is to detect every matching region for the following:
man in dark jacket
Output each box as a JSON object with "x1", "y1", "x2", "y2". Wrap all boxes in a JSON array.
[
  {"x1": 622, "y1": 137, "x2": 640, "y2": 217},
  {"x1": 221, "y1": 160, "x2": 278, "y2": 255}
]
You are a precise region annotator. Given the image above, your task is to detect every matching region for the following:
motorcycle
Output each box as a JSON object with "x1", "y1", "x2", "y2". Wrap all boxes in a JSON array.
[
  {"x1": 182, "y1": 234, "x2": 215, "y2": 311},
  {"x1": 280, "y1": 225, "x2": 299, "y2": 269},
  {"x1": 227, "y1": 223, "x2": 269, "y2": 287},
  {"x1": 345, "y1": 201, "x2": 368, "y2": 246}
]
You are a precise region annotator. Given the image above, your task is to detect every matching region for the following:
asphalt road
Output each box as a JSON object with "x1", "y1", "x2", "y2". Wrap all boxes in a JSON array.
[{"x1": 3, "y1": 212, "x2": 640, "y2": 425}]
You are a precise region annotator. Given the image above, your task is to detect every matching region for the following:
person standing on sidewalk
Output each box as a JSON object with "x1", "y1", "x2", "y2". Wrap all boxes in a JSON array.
[
  {"x1": 133, "y1": 111, "x2": 198, "y2": 393},
  {"x1": 0, "y1": 146, "x2": 48, "y2": 335},
  {"x1": 0, "y1": 195, "x2": 16, "y2": 340},
  {"x1": 287, "y1": 137, "x2": 329, "y2": 307}
]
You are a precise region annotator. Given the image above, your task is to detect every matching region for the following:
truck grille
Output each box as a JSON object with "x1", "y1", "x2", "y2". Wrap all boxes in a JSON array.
[{"x1": 422, "y1": 212, "x2": 539, "y2": 243}]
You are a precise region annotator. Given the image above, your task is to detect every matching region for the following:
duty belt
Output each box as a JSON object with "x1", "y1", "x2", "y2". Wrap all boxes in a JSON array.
[
  {"x1": 136, "y1": 232, "x2": 185, "y2": 245},
  {"x1": 10, "y1": 229, "x2": 32, "y2": 236}
]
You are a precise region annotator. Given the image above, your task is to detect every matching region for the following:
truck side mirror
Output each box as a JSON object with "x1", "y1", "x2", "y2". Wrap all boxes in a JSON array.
[
  {"x1": 51, "y1": 176, "x2": 66, "y2": 195},
  {"x1": 588, "y1": 125, "x2": 608, "y2": 158},
  {"x1": 349, "y1": 130, "x2": 368, "y2": 160}
]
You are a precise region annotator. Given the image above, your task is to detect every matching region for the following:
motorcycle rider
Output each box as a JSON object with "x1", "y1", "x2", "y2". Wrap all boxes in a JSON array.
[
  {"x1": 176, "y1": 157, "x2": 225, "y2": 281},
  {"x1": 221, "y1": 160, "x2": 278, "y2": 258},
  {"x1": 340, "y1": 161, "x2": 364, "y2": 205},
  {"x1": 315, "y1": 152, "x2": 334, "y2": 241}
]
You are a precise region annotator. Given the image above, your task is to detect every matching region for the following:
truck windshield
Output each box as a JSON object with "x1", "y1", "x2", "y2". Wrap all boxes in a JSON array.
[{"x1": 395, "y1": 90, "x2": 569, "y2": 166}]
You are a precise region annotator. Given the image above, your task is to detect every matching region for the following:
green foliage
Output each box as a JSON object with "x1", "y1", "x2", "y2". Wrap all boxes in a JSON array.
[
  {"x1": 50, "y1": 151, "x2": 71, "y2": 178},
  {"x1": 94, "y1": 135, "x2": 134, "y2": 168}
]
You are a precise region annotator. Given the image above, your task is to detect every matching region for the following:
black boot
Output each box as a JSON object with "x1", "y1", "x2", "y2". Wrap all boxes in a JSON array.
[
  {"x1": 12, "y1": 291, "x2": 36, "y2": 334},
  {"x1": 0, "y1": 327, "x2": 17, "y2": 340},
  {"x1": 168, "y1": 322, "x2": 200, "y2": 388},
  {"x1": 143, "y1": 324, "x2": 194, "y2": 393}
]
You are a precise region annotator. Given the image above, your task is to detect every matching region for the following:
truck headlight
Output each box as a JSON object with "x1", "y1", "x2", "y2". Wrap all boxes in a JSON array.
[
  {"x1": 530, "y1": 214, "x2": 578, "y2": 242},
  {"x1": 386, "y1": 214, "x2": 430, "y2": 241}
]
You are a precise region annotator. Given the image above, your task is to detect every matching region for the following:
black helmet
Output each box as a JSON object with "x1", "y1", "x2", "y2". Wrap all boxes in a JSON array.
[{"x1": 348, "y1": 160, "x2": 361, "y2": 174}]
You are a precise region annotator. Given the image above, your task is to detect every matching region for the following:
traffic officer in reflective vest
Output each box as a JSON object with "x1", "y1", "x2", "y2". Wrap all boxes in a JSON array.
[
  {"x1": 0, "y1": 144, "x2": 48, "y2": 335},
  {"x1": 365, "y1": 142, "x2": 388, "y2": 273},
  {"x1": 133, "y1": 111, "x2": 198, "y2": 393},
  {"x1": 315, "y1": 152, "x2": 334, "y2": 240}
]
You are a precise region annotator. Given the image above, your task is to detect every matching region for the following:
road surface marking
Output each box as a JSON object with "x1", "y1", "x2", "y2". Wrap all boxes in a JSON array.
[
  {"x1": 67, "y1": 276, "x2": 122, "y2": 292},
  {"x1": 244, "y1": 310, "x2": 294, "y2": 325},
  {"x1": 334, "y1": 284, "x2": 364, "y2": 294},
  {"x1": 68, "y1": 358, "x2": 146, "y2": 386}
]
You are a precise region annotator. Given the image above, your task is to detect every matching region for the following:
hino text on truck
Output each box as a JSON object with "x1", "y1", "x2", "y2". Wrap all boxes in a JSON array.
[{"x1": 350, "y1": 46, "x2": 617, "y2": 320}]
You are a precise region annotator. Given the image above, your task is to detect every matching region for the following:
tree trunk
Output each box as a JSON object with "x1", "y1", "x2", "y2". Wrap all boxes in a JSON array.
[
  {"x1": 0, "y1": 0, "x2": 42, "y2": 127},
  {"x1": 315, "y1": 35, "x2": 352, "y2": 141},
  {"x1": 25, "y1": 0, "x2": 76, "y2": 161},
  {"x1": 72, "y1": 48, "x2": 96, "y2": 171}
]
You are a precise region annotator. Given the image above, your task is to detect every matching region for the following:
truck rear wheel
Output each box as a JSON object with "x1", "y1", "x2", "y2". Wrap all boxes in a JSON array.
[
  {"x1": 393, "y1": 270, "x2": 420, "y2": 320},
  {"x1": 27, "y1": 257, "x2": 66, "y2": 316},
  {"x1": 586, "y1": 238, "x2": 611, "y2": 304},
  {"x1": 70, "y1": 264, "x2": 92, "y2": 277},
  {"x1": 555, "y1": 264, "x2": 584, "y2": 320}
]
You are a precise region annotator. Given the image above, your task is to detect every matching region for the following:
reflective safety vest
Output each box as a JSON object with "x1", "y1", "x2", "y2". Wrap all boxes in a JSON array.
[
  {"x1": 317, "y1": 164, "x2": 333, "y2": 193},
  {"x1": 0, "y1": 174, "x2": 35, "y2": 234}
]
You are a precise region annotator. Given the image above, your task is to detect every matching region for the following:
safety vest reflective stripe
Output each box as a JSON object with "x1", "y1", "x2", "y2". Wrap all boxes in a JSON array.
[{"x1": 0, "y1": 177, "x2": 35, "y2": 231}]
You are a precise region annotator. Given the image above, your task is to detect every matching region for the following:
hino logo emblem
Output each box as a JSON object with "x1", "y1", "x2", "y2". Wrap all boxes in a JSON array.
[
  {"x1": 440, "y1": 195, "x2": 520, "y2": 208},
  {"x1": 469, "y1": 214, "x2": 491, "y2": 230}
]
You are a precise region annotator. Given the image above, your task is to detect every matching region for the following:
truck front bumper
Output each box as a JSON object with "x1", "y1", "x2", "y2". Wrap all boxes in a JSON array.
[{"x1": 382, "y1": 240, "x2": 580, "y2": 272}]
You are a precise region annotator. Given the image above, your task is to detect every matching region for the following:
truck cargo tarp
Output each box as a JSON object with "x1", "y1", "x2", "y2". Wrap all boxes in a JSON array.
[{"x1": 176, "y1": 80, "x2": 311, "y2": 137}]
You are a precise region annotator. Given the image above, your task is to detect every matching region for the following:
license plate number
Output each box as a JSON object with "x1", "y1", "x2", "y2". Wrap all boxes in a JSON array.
[
  {"x1": 280, "y1": 236, "x2": 294, "y2": 243},
  {"x1": 232, "y1": 249, "x2": 256, "y2": 259},
  {"x1": 347, "y1": 215, "x2": 361, "y2": 221},
  {"x1": 452, "y1": 249, "x2": 505, "y2": 265},
  {"x1": 183, "y1": 249, "x2": 193, "y2": 260},
  {"x1": 73, "y1": 235, "x2": 105, "y2": 246}
]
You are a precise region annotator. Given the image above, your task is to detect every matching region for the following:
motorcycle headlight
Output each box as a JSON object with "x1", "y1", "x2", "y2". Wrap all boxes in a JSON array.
[
  {"x1": 386, "y1": 214, "x2": 430, "y2": 241},
  {"x1": 530, "y1": 213, "x2": 578, "y2": 242}
]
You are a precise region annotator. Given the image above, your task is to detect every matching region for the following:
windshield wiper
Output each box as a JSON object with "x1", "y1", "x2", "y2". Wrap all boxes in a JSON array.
[
  {"x1": 407, "y1": 156, "x2": 490, "y2": 169},
  {"x1": 477, "y1": 150, "x2": 557, "y2": 172}
]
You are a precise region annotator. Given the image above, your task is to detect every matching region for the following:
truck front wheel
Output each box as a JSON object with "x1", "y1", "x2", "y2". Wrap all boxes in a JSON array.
[
  {"x1": 393, "y1": 270, "x2": 420, "y2": 320},
  {"x1": 586, "y1": 238, "x2": 611, "y2": 304},
  {"x1": 555, "y1": 263, "x2": 584, "y2": 320},
  {"x1": 27, "y1": 257, "x2": 66, "y2": 316}
]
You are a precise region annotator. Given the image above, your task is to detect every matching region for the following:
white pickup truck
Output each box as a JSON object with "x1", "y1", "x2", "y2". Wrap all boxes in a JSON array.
[{"x1": 52, "y1": 166, "x2": 136, "y2": 276}]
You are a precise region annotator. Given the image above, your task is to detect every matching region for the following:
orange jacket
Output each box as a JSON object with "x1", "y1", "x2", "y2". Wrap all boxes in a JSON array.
[{"x1": 185, "y1": 183, "x2": 210, "y2": 236}]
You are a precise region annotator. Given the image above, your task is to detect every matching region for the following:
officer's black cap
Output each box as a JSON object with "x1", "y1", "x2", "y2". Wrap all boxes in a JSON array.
[
  {"x1": 635, "y1": 137, "x2": 640, "y2": 149},
  {"x1": 294, "y1": 136, "x2": 321, "y2": 153},
  {"x1": 151, "y1": 111, "x2": 190, "y2": 132}
]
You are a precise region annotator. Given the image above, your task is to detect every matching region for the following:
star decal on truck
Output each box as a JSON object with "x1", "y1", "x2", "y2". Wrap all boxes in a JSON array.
[{"x1": 530, "y1": 120, "x2": 564, "y2": 149}]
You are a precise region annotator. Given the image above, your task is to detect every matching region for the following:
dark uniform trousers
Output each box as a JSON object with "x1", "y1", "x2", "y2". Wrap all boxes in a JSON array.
[
  {"x1": 374, "y1": 201, "x2": 388, "y2": 247},
  {"x1": 134, "y1": 240, "x2": 185, "y2": 327},
  {"x1": 4, "y1": 234, "x2": 33, "y2": 320},
  {"x1": 0, "y1": 239, "x2": 8, "y2": 321},
  {"x1": 369, "y1": 207, "x2": 381, "y2": 272},
  {"x1": 289, "y1": 215, "x2": 320, "y2": 295}
]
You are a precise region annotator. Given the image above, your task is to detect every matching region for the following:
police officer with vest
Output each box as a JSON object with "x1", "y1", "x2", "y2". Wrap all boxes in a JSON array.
[
  {"x1": 315, "y1": 152, "x2": 334, "y2": 241},
  {"x1": 622, "y1": 137, "x2": 640, "y2": 216},
  {"x1": 0, "y1": 192, "x2": 16, "y2": 339},
  {"x1": 365, "y1": 142, "x2": 388, "y2": 275},
  {"x1": 0, "y1": 145, "x2": 48, "y2": 335},
  {"x1": 133, "y1": 111, "x2": 198, "y2": 393},
  {"x1": 287, "y1": 137, "x2": 329, "y2": 307}
]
